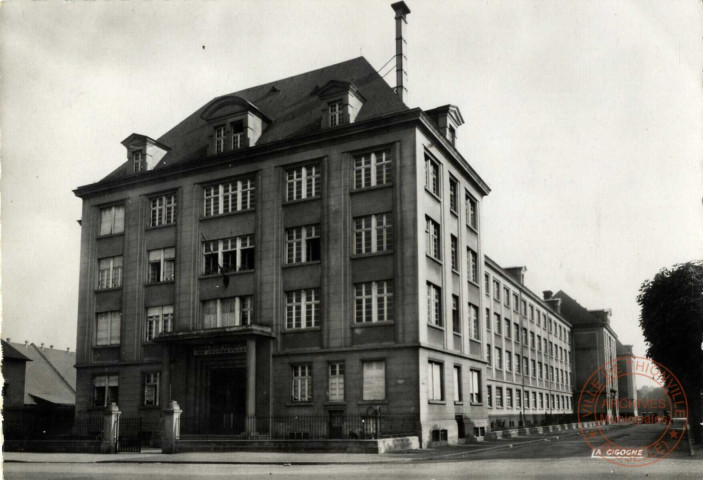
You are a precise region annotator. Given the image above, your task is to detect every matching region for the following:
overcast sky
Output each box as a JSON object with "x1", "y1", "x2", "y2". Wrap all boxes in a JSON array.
[{"x1": 1, "y1": 0, "x2": 701, "y2": 360}]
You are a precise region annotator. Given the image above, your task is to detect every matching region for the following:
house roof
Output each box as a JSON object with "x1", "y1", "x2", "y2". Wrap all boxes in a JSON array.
[
  {"x1": 8, "y1": 342, "x2": 76, "y2": 406},
  {"x1": 552, "y1": 291, "x2": 598, "y2": 326},
  {"x1": 2, "y1": 339, "x2": 31, "y2": 361},
  {"x1": 99, "y1": 56, "x2": 408, "y2": 183}
]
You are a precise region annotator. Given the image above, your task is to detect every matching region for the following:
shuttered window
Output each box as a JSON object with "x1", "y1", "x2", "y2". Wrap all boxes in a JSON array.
[{"x1": 362, "y1": 360, "x2": 385, "y2": 401}]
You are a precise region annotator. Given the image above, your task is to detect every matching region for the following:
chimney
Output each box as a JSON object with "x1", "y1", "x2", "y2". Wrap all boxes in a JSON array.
[
  {"x1": 543, "y1": 290, "x2": 553, "y2": 300},
  {"x1": 40, "y1": 343, "x2": 45, "y2": 350},
  {"x1": 6, "y1": 338, "x2": 10, "y2": 342},
  {"x1": 391, "y1": 1, "x2": 411, "y2": 103},
  {"x1": 50, "y1": 345, "x2": 54, "y2": 349},
  {"x1": 24, "y1": 340, "x2": 28, "y2": 347}
]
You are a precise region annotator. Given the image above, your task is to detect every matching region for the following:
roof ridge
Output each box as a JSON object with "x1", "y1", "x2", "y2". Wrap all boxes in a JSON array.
[{"x1": 29, "y1": 344, "x2": 76, "y2": 394}]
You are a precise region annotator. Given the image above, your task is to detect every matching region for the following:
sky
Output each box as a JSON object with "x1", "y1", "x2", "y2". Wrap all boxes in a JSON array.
[{"x1": 1, "y1": 0, "x2": 701, "y2": 361}]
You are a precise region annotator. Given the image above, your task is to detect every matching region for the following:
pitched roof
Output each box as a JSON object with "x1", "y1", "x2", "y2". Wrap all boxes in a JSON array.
[
  {"x1": 100, "y1": 56, "x2": 408, "y2": 183},
  {"x1": 553, "y1": 290, "x2": 599, "y2": 326},
  {"x1": 2, "y1": 339, "x2": 31, "y2": 361},
  {"x1": 8, "y1": 342, "x2": 76, "y2": 406}
]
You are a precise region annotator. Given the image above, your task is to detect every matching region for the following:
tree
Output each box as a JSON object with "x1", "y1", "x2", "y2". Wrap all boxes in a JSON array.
[{"x1": 638, "y1": 261, "x2": 703, "y2": 443}]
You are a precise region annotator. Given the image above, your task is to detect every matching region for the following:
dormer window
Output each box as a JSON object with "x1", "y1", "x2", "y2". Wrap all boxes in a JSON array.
[
  {"x1": 132, "y1": 150, "x2": 146, "y2": 173},
  {"x1": 231, "y1": 121, "x2": 244, "y2": 150},
  {"x1": 215, "y1": 126, "x2": 226, "y2": 154},
  {"x1": 329, "y1": 101, "x2": 343, "y2": 127},
  {"x1": 448, "y1": 126, "x2": 456, "y2": 146}
]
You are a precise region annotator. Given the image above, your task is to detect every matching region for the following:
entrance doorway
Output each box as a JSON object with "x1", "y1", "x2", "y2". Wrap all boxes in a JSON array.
[{"x1": 209, "y1": 368, "x2": 246, "y2": 433}]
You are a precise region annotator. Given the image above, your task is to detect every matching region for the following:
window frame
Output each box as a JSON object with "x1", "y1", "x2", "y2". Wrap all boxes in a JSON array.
[
  {"x1": 469, "y1": 303, "x2": 480, "y2": 341},
  {"x1": 99, "y1": 205, "x2": 125, "y2": 236},
  {"x1": 146, "y1": 305, "x2": 173, "y2": 342},
  {"x1": 93, "y1": 374, "x2": 119, "y2": 408},
  {"x1": 148, "y1": 247, "x2": 176, "y2": 283},
  {"x1": 201, "y1": 296, "x2": 254, "y2": 329},
  {"x1": 467, "y1": 248, "x2": 478, "y2": 283},
  {"x1": 286, "y1": 163, "x2": 321, "y2": 202},
  {"x1": 286, "y1": 225, "x2": 320, "y2": 264},
  {"x1": 95, "y1": 311, "x2": 121, "y2": 347},
  {"x1": 285, "y1": 288, "x2": 321, "y2": 330},
  {"x1": 425, "y1": 216, "x2": 441, "y2": 261},
  {"x1": 291, "y1": 364, "x2": 312, "y2": 403},
  {"x1": 353, "y1": 213, "x2": 392, "y2": 255},
  {"x1": 149, "y1": 193, "x2": 177, "y2": 227},
  {"x1": 203, "y1": 235, "x2": 255, "y2": 275},
  {"x1": 448, "y1": 176, "x2": 458, "y2": 213},
  {"x1": 424, "y1": 154, "x2": 441, "y2": 197},
  {"x1": 426, "y1": 282, "x2": 442, "y2": 328},
  {"x1": 202, "y1": 177, "x2": 256, "y2": 217},
  {"x1": 428, "y1": 360, "x2": 444, "y2": 402},
  {"x1": 453, "y1": 365, "x2": 462, "y2": 403},
  {"x1": 353, "y1": 280, "x2": 394, "y2": 324},
  {"x1": 328, "y1": 362, "x2": 345, "y2": 402},
  {"x1": 362, "y1": 359, "x2": 386, "y2": 401},
  {"x1": 470, "y1": 369, "x2": 482, "y2": 404},
  {"x1": 97, "y1": 256, "x2": 123, "y2": 290},
  {"x1": 465, "y1": 193, "x2": 478, "y2": 230},
  {"x1": 353, "y1": 148, "x2": 393, "y2": 190},
  {"x1": 143, "y1": 372, "x2": 160, "y2": 407}
]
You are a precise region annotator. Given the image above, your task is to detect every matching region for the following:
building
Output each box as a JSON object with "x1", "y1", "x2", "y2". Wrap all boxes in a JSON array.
[
  {"x1": 483, "y1": 259, "x2": 574, "y2": 430},
  {"x1": 1, "y1": 340, "x2": 77, "y2": 439},
  {"x1": 615, "y1": 341, "x2": 638, "y2": 418},
  {"x1": 551, "y1": 291, "x2": 619, "y2": 422},
  {"x1": 72, "y1": 3, "x2": 500, "y2": 446}
]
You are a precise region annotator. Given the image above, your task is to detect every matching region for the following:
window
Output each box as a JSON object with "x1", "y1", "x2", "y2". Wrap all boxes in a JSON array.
[
  {"x1": 328, "y1": 101, "x2": 343, "y2": 126},
  {"x1": 97, "y1": 256, "x2": 122, "y2": 290},
  {"x1": 467, "y1": 248, "x2": 478, "y2": 283},
  {"x1": 469, "y1": 304, "x2": 480, "y2": 340},
  {"x1": 513, "y1": 323, "x2": 520, "y2": 341},
  {"x1": 450, "y1": 235, "x2": 458, "y2": 271},
  {"x1": 525, "y1": 390, "x2": 530, "y2": 408},
  {"x1": 425, "y1": 217, "x2": 440, "y2": 260},
  {"x1": 493, "y1": 280, "x2": 500, "y2": 301},
  {"x1": 538, "y1": 362, "x2": 543, "y2": 379},
  {"x1": 99, "y1": 205, "x2": 124, "y2": 236},
  {"x1": 132, "y1": 150, "x2": 147, "y2": 173},
  {"x1": 203, "y1": 178, "x2": 256, "y2": 216},
  {"x1": 425, "y1": 155, "x2": 440, "y2": 195},
  {"x1": 148, "y1": 248, "x2": 175, "y2": 282},
  {"x1": 484, "y1": 273, "x2": 490, "y2": 294},
  {"x1": 93, "y1": 375, "x2": 118, "y2": 407},
  {"x1": 202, "y1": 296, "x2": 253, "y2": 328},
  {"x1": 286, "y1": 164, "x2": 320, "y2": 201},
  {"x1": 523, "y1": 356, "x2": 529, "y2": 376},
  {"x1": 354, "y1": 149, "x2": 392, "y2": 189},
  {"x1": 531, "y1": 332, "x2": 536, "y2": 349},
  {"x1": 231, "y1": 121, "x2": 244, "y2": 150},
  {"x1": 513, "y1": 293, "x2": 519, "y2": 311},
  {"x1": 146, "y1": 305, "x2": 173, "y2": 341},
  {"x1": 427, "y1": 283, "x2": 442, "y2": 327},
  {"x1": 354, "y1": 214, "x2": 392, "y2": 255},
  {"x1": 531, "y1": 359, "x2": 536, "y2": 377},
  {"x1": 203, "y1": 235, "x2": 254, "y2": 274},
  {"x1": 539, "y1": 393, "x2": 544, "y2": 409},
  {"x1": 516, "y1": 389, "x2": 522, "y2": 408},
  {"x1": 291, "y1": 365, "x2": 312, "y2": 402},
  {"x1": 515, "y1": 353, "x2": 521, "y2": 374},
  {"x1": 286, "y1": 225, "x2": 320, "y2": 264},
  {"x1": 428, "y1": 361, "x2": 444, "y2": 401},
  {"x1": 529, "y1": 305, "x2": 534, "y2": 321},
  {"x1": 537, "y1": 335, "x2": 542, "y2": 351},
  {"x1": 362, "y1": 360, "x2": 385, "y2": 400},
  {"x1": 533, "y1": 391, "x2": 538, "y2": 409},
  {"x1": 504, "y1": 287, "x2": 510, "y2": 307},
  {"x1": 466, "y1": 194, "x2": 477, "y2": 229},
  {"x1": 215, "y1": 125, "x2": 226, "y2": 153},
  {"x1": 448, "y1": 126, "x2": 456, "y2": 146},
  {"x1": 486, "y1": 344, "x2": 492, "y2": 365},
  {"x1": 143, "y1": 373, "x2": 160, "y2": 407},
  {"x1": 487, "y1": 385, "x2": 493, "y2": 407},
  {"x1": 449, "y1": 177, "x2": 458, "y2": 212},
  {"x1": 485, "y1": 308, "x2": 491, "y2": 332},
  {"x1": 328, "y1": 363, "x2": 344, "y2": 402},
  {"x1": 453, "y1": 365, "x2": 462, "y2": 402},
  {"x1": 494, "y1": 313, "x2": 501, "y2": 333},
  {"x1": 150, "y1": 194, "x2": 176, "y2": 227},
  {"x1": 470, "y1": 369, "x2": 482, "y2": 403},
  {"x1": 495, "y1": 386, "x2": 503, "y2": 408},
  {"x1": 495, "y1": 347, "x2": 503, "y2": 370},
  {"x1": 506, "y1": 388, "x2": 513, "y2": 408},
  {"x1": 537, "y1": 312, "x2": 542, "y2": 327},
  {"x1": 286, "y1": 289, "x2": 320, "y2": 329},
  {"x1": 96, "y1": 312, "x2": 121, "y2": 346},
  {"x1": 451, "y1": 296, "x2": 460, "y2": 334},
  {"x1": 354, "y1": 281, "x2": 393, "y2": 323},
  {"x1": 504, "y1": 319, "x2": 511, "y2": 338}
]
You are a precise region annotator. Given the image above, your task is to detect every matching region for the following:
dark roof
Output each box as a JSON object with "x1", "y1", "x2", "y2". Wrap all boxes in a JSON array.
[
  {"x1": 100, "y1": 56, "x2": 408, "y2": 183},
  {"x1": 8, "y1": 342, "x2": 76, "y2": 406},
  {"x1": 2, "y1": 339, "x2": 31, "y2": 361},
  {"x1": 553, "y1": 290, "x2": 600, "y2": 326}
]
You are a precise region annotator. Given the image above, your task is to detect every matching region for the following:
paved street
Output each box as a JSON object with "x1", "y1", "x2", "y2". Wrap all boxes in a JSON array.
[{"x1": 5, "y1": 424, "x2": 701, "y2": 479}]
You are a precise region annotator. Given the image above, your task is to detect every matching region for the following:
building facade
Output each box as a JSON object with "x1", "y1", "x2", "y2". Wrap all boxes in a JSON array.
[
  {"x1": 616, "y1": 341, "x2": 638, "y2": 418},
  {"x1": 73, "y1": 52, "x2": 496, "y2": 445},
  {"x1": 483, "y1": 260, "x2": 574, "y2": 430}
]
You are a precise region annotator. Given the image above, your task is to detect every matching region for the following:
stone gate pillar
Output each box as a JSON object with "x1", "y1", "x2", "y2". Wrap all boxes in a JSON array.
[
  {"x1": 162, "y1": 401, "x2": 182, "y2": 454},
  {"x1": 100, "y1": 403, "x2": 121, "y2": 453}
]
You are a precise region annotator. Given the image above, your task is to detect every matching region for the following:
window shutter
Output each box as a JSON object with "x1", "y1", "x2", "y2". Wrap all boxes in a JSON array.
[{"x1": 363, "y1": 361, "x2": 385, "y2": 401}]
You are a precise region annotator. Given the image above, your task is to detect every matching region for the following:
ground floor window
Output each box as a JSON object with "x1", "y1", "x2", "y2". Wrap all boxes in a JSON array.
[
  {"x1": 495, "y1": 386, "x2": 503, "y2": 408},
  {"x1": 487, "y1": 385, "x2": 493, "y2": 407},
  {"x1": 428, "y1": 361, "x2": 444, "y2": 402},
  {"x1": 470, "y1": 369, "x2": 482, "y2": 404},
  {"x1": 93, "y1": 374, "x2": 118, "y2": 407},
  {"x1": 143, "y1": 373, "x2": 160, "y2": 407},
  {"x1": 291, "y1": 365, "x2": 312, "y2": 403},
  {"x1": 362, "y1": 360, "x2": 385, "y2": 401},
  {"x1": 328, "y1": 363, "x2": 344, "y2": 402}
]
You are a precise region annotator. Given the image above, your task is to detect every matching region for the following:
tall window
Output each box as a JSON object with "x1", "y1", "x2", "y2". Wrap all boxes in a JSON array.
[
  {"x1": 451, "y1": 295, "x2": 460, "y2": 334},
  {"x1": 450, "y1": 235, "x2": 458, "y2": 270},
  {"x1": 427, "y1": 283, "x2": 442, "y2": 327},
  {"x1": 493, "y1": 280, "x2": 501, "y2": 301},
  {"x1": 487, "y1": 385, "x2": 493, "y2": 407},
  {"x1": 494, "y1": 313, "x2": 501, "y2": 334},
  {"x1": 328, "y1": 363, "x2": 344, "y2": 402},
  {"x1": 514, "y1": 323, "x2": 520, "y2": 341},
  {"x1": 515, "y1": 354, "x2": 521, "y2": 374},
  {"x1": 202, "y1": 296, "x2": 253, "y2": 328},
  {"x1": 533, "y1": 391, "x2": 538, "y2": 409},
  {"x1": 425, "y1": 155, "x2": 440, "y2": 195},
  {"x1": 495, "y1": 347, "x2": 503, "y2": 370},
  {"x1": 466, "y1": 194, "x2": 477, "y2": 229},
  {"x1": 146, "y1": 305, "x2": 173, "y2": 341},
  {"x1": 504, "y1": 287, "x2": 510, "y2": 307},
  {"x1": 467, "y1": 248, "x2": 478, "y2": 283},
  {"x1": 203, "y1": 178, "x2": 256, "y2": 216},
  {"x1": 524, "y1": 356, "x2": 529, "y2": 376},
  {"x1": 506, "y1": 388, "x2": 513, "y2": 408},
  {"x1": 487, "y1": 343, "x2": 492, "y2": 365},
  {"x1": 215, "y1": 126, "x2": 226, "y2": 153},
  {"x1": 148, "y1": 248, "x2": 175, "y2": 282},
  {"x1": 150, "y1": 194, "x2": 176, "y2": 227},
  {"x1": 428, "y1": 361, "x2": 444, "y2": 401},
  {"x1": 231, "y1": 121, "x2": 244, "y2": 150},
  {"x1": 506, "y1": 350, "x2": 512, "y2": 371},
  {"x1": 470, "y1": 369, "x2": 482, "y2": 403},
  {"x1": 291, "y1": 365, "x2": 312, "y2": 402},
  {"x1": 286, "y1": 225, "x2": 320, "y2": 263},
  {"x1": 286, "y1": 164, "x2": 320, "y2": 201},
  {"x1": 143, "y1": 373, "x2": 160, "y2": 407},
  {"x1": 513, "y1": 293, "x2": 519, "y2": 311},
  {"x1": 354, "y1": 281, "x2": 393, "y2": 323},
  {"x1": 505, "y1": 319, "x2": 511, "y2": 338},
  {"x1": 469, "y1": 304, "x2": 480, "y2": 340},
  {"x1": 525, "y1": 390, "x2": 530, "y2": 408},
  {"x1": 453, "y1": 365, "x2": 462, "y2": 402},
  {"x1": 495, "y1": 386, "x2": 503, "y2": 408},
  {"x1": 99, "y1": 205, "x2": 125, "y2": 236},
  {"x1": 531, "y1": 359, "x2": 536, "y2": 378},
  {"x1": 354, "y1": 149, "x2": 392, "y2": 189},
  {"x1": 132, "y1": 150, "x2": 146, "y2": 173},
  {"x1": 354, "y1": 213, "x2": 392, "y2": 255},
  {"x1": 285, "y1": 289, "x2": 320, "y2": 329},
  {"x1": 362, "y1": 360, "x2": 385, "y2": 400},
  {"x1": 93, "y1": 375, "x2": 118, "y2": 407},
  {"x1": 328, "y1": 101, "x2": 343, "y2": 126},
  {"x1": 203, "y1": 235, "x2": 254, "y2": 274},
  {"x1": 96, "y1": 312, "x2": 121, "y2": 346},
  {"x1": 97, "y1": 256, "x2": 122, "y2": 290},
  {"x1": 425, "y1": 217, "x2": 440, "y2": 260},
  {"x1": 449, "y1": 177, "x2": 458, "y2": 212}
]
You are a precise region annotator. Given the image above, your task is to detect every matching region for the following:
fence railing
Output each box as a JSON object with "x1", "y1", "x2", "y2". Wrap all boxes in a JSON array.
[{"x1": 179, "y1": 413, "x2": 418, "y2": 441}]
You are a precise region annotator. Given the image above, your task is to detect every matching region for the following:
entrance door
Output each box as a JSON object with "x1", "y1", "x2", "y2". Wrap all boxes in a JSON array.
[
  {"x1": 209, "y1": 368, "x2": 247, "y2": 433},
  {"x1": 329, "y1": 410, "x2": 345, "y2": 439}
]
